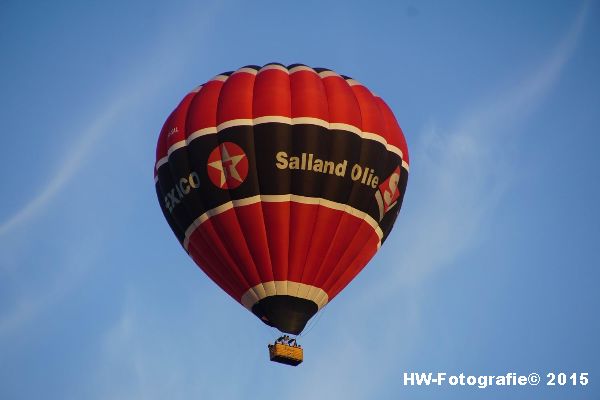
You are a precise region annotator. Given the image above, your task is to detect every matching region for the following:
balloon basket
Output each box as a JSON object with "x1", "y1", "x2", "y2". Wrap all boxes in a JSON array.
[{"x1": 268, "y1": 343, "x2": 303, "y2": 366}]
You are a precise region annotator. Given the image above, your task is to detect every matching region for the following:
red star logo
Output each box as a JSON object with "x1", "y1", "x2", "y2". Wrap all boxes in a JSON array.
[
  {"x1": 207, "y1": 142, "x2": 249, "y2": 189},
  {"x1": 379, "y1": 166, "x2": 401, "y2": 213}
]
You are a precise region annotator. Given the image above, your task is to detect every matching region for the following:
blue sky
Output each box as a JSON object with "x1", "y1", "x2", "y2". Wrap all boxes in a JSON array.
[{"x1": 1, "y1": 1, "x2": 599, "y2": 399}]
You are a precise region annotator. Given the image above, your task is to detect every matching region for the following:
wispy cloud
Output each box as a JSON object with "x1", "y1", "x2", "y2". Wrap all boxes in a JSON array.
[
  {"x1": 290, "y1": 2, "x2": 589, "y2": 398},
  {"x1": 90, "y1": 294, "x2": 191, "y2": 400},
  {"x1": 0, "y1": 0, "x2": 223, "y2": 344},
  {"x1": 0, "y1": 61, "x2": 165, "y2": 337},
  {"x1": 0, "y1": 231, "x2": 102, "y2": 338},
  {"x1": 0, "y1": 102, "x2": 124, "y2": 237},
  {"x1": 0, "y1": 15, "x2": 208, "y2": 238},
  {"x1": 384, "y1": 0, "x2": 589, "y2": 288},
  {"x1": 0, "y1": 2, "x2": 232, "y2": 397},
  {"x1": 88, "y1": 290, "x2": 255, "y2": 400}
]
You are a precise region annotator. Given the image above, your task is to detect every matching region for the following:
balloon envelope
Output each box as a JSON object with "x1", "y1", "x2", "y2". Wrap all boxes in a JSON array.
[{"x1": 154, "y1": 63, "x2": 409, "y2": 334}]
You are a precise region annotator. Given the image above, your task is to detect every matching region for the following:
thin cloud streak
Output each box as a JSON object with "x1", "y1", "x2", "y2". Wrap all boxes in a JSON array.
[
  {"x1": 290, "y1": 3, "x2": 589, "y2": 399},
  {"x1": 0, "y1": 0, "x2": 222, "y2": 343},
  {"x1": 387, "y1": 0, "x2": 589, "y2": 287},
  {"x1": 0, "y1": 103, "x2": 123, "y2": 237},
  {"x1": 0, "y1": 19, "x2": 201, "y2": 237},
  {"x1": 91, "y1": 295, "x2": 192, "y2": 400},
  {"x1": 0, "y1": 234, "x2": 101, "y2": 338}
]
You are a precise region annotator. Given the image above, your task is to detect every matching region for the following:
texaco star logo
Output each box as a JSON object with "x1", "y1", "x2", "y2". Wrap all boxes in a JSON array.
[{"x1": 207, "y1": 142, "x2": 249, "y2": 189}]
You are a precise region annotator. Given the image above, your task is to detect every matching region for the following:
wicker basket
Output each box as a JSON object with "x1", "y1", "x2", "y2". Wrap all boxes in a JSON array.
[{"x1": 268, "y1": 343, "x2": 303, "y2": 366}]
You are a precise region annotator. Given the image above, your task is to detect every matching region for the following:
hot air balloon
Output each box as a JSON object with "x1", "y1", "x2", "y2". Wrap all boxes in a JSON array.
[{"x1": 154, "y1": 63, "x2": 409, "y2": 365}]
